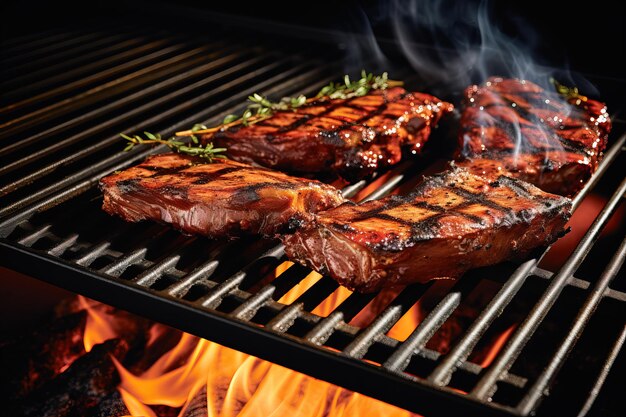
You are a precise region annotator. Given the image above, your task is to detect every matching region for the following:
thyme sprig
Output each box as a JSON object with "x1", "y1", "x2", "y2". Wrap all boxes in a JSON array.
[
  {"x1": 120, "y1": 131, "x2": 226, "y2": 162},
  {"x1": 316, "y1": 71, "x2": 402, "y2": 99},
  {"x1": 175, "y1": 70, "x2": 402, "y2": 136},
  {"x1": 551, "y1": 78, "x2": 588, "y2": 103},
  {"x1": 120, "y1": 71, "x2": 402, "y2": 162}
]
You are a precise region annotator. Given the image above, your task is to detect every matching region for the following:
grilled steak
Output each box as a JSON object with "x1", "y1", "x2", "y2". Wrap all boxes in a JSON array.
[
  {"x1": 282, "y1": 167, "x2": 571, "y2": 292},
  {"x1": 100, "y1": 153, "x2": 345, "y2": 238},
  {"x1": 202, "y1": 87, "x2": 453, "y2": 180},
  {"x1": 457, "y1": 77, "x2": 611, "y2": 196}
]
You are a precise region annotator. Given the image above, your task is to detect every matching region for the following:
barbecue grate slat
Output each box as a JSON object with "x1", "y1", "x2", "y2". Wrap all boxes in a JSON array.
[
  {"x1": 1, "y1": 25, "x2": 625, "y2": 417},
  {"x1": 518, "y1": 234, "x2": 626, "y2": 414}
]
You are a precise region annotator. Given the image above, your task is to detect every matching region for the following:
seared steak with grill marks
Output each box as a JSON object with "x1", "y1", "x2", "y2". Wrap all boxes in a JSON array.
[
  {"x1": 202, "y1": 87, "x2": 453, "y2": 180},
  {"x1": 100, "y1": 153, "x2": 344, "y2": 238},
  {"x1": 457, "y1": 77, "x2": 611, "y2": 196},
  {"x1": 282, "y1": 167, "x2": 570, "y2": 292}
]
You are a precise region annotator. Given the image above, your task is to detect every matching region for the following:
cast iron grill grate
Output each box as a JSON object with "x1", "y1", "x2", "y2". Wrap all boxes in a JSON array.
[{"x1": 1, "y1": 25, "x2": 625, "y2": 417}]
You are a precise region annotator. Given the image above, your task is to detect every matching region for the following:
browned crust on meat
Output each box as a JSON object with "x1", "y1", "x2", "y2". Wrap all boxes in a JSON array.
[
  {"x1": 100, "y1": 153, "x2": 345, "y2": 238},
  {"x1": 457, "y1": 77, "x2": 611, "y2": 196},
  {"x1": 202, "y1": 87, "x2": 453, "y2": 180},
  {"x1": 282, "y1": 167, "x2": 571, "y2": 292}
]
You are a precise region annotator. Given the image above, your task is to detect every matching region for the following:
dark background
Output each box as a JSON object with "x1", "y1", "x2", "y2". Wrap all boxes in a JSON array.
[
  {"x1": 2, "y1": 0, "x2": 624, "y2": 79},
  {"x1": 3, "y1": 0, "x2": 624, "y2": 127}
]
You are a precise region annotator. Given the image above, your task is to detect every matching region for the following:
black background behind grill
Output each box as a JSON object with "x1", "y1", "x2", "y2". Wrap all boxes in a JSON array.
[{"x1": 3, "y1": 0, "x2": 626, "y2": 78}]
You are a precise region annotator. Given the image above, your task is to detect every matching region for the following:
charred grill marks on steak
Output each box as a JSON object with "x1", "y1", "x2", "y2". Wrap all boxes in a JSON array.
[
  {"x1": 282, "y1": 168, "x2": 571, "y2": 292},
  {"x1": 100, "y1": 153, "x2": 345, "y2": 238},
  {"x1": 325, "y1": 171, "x2": 563, "y2": 251},
  {"x1": 204, "y1": 87, "x2": 453, "y2": 179},
  {"x1": 457, "y1": 77, "x2": 611, "y2": 195}
]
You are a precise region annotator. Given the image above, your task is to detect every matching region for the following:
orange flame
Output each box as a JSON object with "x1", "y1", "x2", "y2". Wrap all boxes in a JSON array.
[
  {"x1": 79, "y1": 295, "x2": 119, "y2": 352},
  {"x1": 77, "y1": 263, "x2": 513, "y2": 416},
  {"x1": 77, "y1": 263, "x2": 420, "y2": 417},
  {"x1": 479, "y1": 324, "x2": 517, "y2": 368},
  {"x1": 387, "y1": 301, "x2": 422, "y2": 342}
]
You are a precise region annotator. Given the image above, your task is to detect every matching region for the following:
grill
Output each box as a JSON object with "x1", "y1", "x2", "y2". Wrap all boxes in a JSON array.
[{"x1": 1, "y1": 18, "x2": 625, "y2": 417}]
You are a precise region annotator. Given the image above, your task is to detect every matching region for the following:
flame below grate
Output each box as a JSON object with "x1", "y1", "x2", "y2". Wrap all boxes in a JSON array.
[{"x1": 73, "y1": 259, "x2": 517, "y2": 417}]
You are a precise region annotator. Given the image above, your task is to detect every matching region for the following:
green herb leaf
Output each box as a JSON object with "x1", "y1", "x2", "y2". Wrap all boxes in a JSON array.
[
  {"x1": 118, "y1": 132, "x2": 227, "y2": 162},
  {"x1": 192, "y1": 123, "x2": 208, "y2": 132},
  {"x1": 550, "y1": 78, "x2": 586, "y2": 102},
  {"x1": 223, "y1": 114, "x2": 239, "y2": 124}
]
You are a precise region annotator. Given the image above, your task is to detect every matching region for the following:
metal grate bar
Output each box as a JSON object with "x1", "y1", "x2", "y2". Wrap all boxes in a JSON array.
[
  {"x1": 0, "y1": 30, "x2": 117, "y2": 70},
  {"x1": 428, "y1": 259, "x2": 537, "y2": 385},
  {"x1": 0, "y1": 40, "x2": 191, "y2": 129},
  {"x1": 72, "y1": 222, "x2": 151, "y2": 267},
  {"x1": 360, "y1": 167, "x2": 410, "y2": 202},
  {"x1": 133, "y1": 254, "x2": 184, "y2": 287},
  {"x1": 269, "y1": 264, "x2": 321, "y2": 302},
  {"x1": 0, "y1": 45, "x2": 235, "y2": 176},
  {"x1": 305, "y1": 312, "x2": 349, "y2": 343},
  {"x1": 232, "y1": 286, "x2": 277, "y2": 320},
  {"x1": 16, "y1": 224, "x2": 52, "y2": 247},
  {"x1": 304, "y1": 292, "x2": 376, "y2": 345},
  {"x1": 343, "y1": 284, "x2": 433, "y2": 359},
  {"x1": 385, "y1": 277, "x2": 479, "y2": 372},
  {"x1": 47, "y1": 233, "x2": 79, "y2": 257},
  {"x1": 74, "y1": 241, "x2": 114, "y2": 267},
  {"x1": 534, "y1": 256, "x2": 626, "y2": 304},
  {"x1": 0, "y1": 30, "x2": 66, "y2": 54},
  {"x1": 517, "y1": 235, "x2": 626, "y2": 414},
  {"x1": 472, "y1": 175, "x2": 626, "y2": 400},
  {"x1": 199, "y1": 245, "x2": 286, "y2": 309},
  {"x1": 267, "y1": 303, "x2": 307, "y2": 332},
  {"x1": 166, "y1": 259, "x2": 221, "y2": 297},
  {"x1": 100, "y1": 229, "x2": 188, "y2": 277},
  {"x1": 1, "y1": 33, "x2": 141, "y2": 92},
  {"x1": 101, "y1": 247, "x2": 149, "y2": 276},
  {"x1": 340, "y1": 179, "x2": 368, "y2": 198},
  {"x1": 388, "y1": 295, "x2": 459, "y2": 372},
  {"x1": 295, "y1": 277, "x2": 341, "y2": 315},
  {"x1": 576, "y1": 325, "x2": 626, "y2": 417}
]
